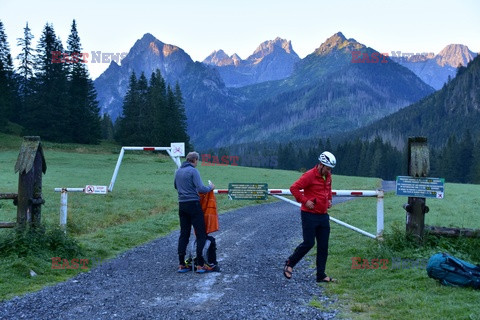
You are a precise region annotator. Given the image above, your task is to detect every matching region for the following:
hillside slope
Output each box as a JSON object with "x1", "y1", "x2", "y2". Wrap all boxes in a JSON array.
[{"x1": 349, "y1": 55, "x2": 480, "y2": 149}]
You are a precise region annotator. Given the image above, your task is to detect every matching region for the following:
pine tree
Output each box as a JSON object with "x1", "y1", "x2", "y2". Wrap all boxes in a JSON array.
[
  {"x1": 66, "y1": 19, "x2": 101, "y2": 144},
  {"x1": 116, "y1": 70, "x2": 190, "y2": 147},
  {"x1": 369, "y1": 138, "x2": 384, "y2": 178},
  {"x1": 470, "y1": 138, "x2": 480, "y2": 184},
  {"x1": 457, "y1": 131, "x2": 474, "y2": 182},
  {"x1": 16, "y1": 23, "x2": 35, "y2": 97},
  {"x1": 0, "y1": 20, "x2": 13, "y2": 73},
  {"x1": 442, "y1": 135, "x2": 459, "y2": 182},
  {"x1": 277, "y1": 142, "x2": 296, "y2": 170},
  {"x1": 173, "y1": 82, "x2": 190, "y2": 148},
  {"x1": 115, "y1": 72, "x2": 139, "y2": 144},
  {"x1": 27, "y1": 23, "x2": 69, "y2": 141},
  {"x1": 100, "y1": 113, "x2": 114, "y2": 140},
  {"x1": 136, "y1": 72, "x2": 150, "y2": 145},
  {"x1": 0, "y1": 20, "x2": 16, "y2": 130},
  {"x1": 15, "y1": 22, "x2": 35, "y2": 125},
  {"x1": 148, "y1": 70, "x2": 167, "y2": 145},
  {"x1": 0, "y1": 59, "x2": 9, "y2": 130}
]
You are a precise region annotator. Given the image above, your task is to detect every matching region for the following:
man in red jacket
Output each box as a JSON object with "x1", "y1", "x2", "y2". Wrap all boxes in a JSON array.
[{"x1": 284, "y1": 151, "x2": 337, "y2": 283}]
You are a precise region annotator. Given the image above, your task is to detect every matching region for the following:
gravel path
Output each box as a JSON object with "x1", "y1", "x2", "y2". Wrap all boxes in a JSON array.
[
  {"x1": 1, "y1": 181, "x2": 395, "y2": 320},
  {"x1": 0, "y1": 199, "x2": 344, "y2": 320}
]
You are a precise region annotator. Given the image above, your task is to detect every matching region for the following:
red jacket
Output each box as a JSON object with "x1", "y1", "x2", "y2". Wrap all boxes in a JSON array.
[{"x1": 290, "y1": 164, "x2": 332, "y2": 214}]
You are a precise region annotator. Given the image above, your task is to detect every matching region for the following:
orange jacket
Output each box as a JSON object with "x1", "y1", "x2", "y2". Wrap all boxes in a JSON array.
[{"x1": 199, "y1": 190, "x2": 219, "y2": 234}]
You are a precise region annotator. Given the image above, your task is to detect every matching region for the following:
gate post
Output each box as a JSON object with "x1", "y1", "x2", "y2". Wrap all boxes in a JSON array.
[
  {"x1": 14, "y1": 136, "x2": 47, "y2": 228},
  {"x1": 405, "y1": 137, "x2": 429, "y2": 240}
]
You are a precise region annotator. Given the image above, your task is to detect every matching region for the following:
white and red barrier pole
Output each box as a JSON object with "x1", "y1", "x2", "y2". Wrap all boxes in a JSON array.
[
  {"x1": 214, "y1": 189, "x2": 384, "y2": 239},
  {"x1": 109, "y1": 146, "x2": 182, "y2": 192}
]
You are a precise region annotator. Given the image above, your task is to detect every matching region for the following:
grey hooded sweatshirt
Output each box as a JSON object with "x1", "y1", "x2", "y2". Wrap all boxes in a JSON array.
[{"x1": 174, "y1": 161, "x2": 212, "y2": 202}]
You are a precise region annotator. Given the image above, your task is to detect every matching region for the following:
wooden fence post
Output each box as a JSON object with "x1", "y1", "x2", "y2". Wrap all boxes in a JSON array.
[
  {"x1": 405, "y1": 137, "x2": 429, "y2": 240},
  {"x1": 14, "y1": 136, "x2": 47, "y2": 228}
]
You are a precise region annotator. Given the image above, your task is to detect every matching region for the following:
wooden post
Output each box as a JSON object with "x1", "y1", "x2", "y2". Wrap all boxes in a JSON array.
[
  {"x1": 14, "y1": 136, "x2": 47, "y2": 228},
  {"x1": 405, "y1": 137, "x2": 429, "y2": 240}
]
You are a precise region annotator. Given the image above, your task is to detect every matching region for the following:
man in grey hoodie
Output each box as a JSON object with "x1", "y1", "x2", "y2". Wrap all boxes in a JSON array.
[{"x1": 174, "y1": 151, "x2": 215, "y2": 273}]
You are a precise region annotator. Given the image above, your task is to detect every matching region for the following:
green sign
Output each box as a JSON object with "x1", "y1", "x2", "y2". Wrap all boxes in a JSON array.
[
  {"x1": 396, "y1": 176, "x2": 445, "y2": 199},
  {"x1": 228, "y1": 183, "x2": 268, "y2": 200}
]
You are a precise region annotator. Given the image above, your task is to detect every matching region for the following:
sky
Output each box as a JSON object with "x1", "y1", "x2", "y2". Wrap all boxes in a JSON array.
[{"x1": 1, "y1": 0, "x2": 479, "y2": 79}]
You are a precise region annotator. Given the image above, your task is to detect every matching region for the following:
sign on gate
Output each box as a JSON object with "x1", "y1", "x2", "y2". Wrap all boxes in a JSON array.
[
  {"x1": 228, "y1": 183, "x2": 268, "y2": 200},
  {"x1": 170, "y1": 143, "x2": 185, "y2": 157},
  {"x1": 396, "y1": 176, "x2": 445, "y2": 199},
  {"x1": 85, "y1": 185, "x2": 108, "y2": 195}
]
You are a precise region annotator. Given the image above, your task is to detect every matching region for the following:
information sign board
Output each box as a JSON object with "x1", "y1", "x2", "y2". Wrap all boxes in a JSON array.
[
  {"x1": 396, "y1": 176, "x2": 444, "y2": 199},
  {"x1": 228, "y1": 183, "x2": 268, "y2": 200}
]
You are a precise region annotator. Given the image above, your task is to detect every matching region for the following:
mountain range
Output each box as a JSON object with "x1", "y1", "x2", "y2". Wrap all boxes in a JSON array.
[
  {"x1": 391, "y1": 44, "x2": 477, "y2": 90},
  {"x1": 202, "y1": 37, "x2": 300, "y2": 88},
  {"x1": 93, "y1": 32, "x2": 476, "y2": 150}
]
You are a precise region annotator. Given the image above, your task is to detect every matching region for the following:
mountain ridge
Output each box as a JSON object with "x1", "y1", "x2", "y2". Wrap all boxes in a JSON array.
[
  {"x1": 202, "y1": 37, "x2": 300, "y2": 87},
  {"x1": 391, "y1": 44, "x2": 477, "y2": 89},
  {"x1": 94, "y1": 32, "x2": 474, "y2": 149},
  {"x1": 348, "y1": 55, "x2": 480, "y2": 149}
]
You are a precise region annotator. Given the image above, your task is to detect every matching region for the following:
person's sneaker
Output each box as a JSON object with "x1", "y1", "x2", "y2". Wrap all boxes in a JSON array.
[
  {"x1": 177, "y1": 264, "x2": 191, "y2": 273},
  {"x1": 209, "y1": 264, "x2": 221, "y2": 272},
  {"x1": 195, "y1": 264, "x2": 214, "y2": 273}
]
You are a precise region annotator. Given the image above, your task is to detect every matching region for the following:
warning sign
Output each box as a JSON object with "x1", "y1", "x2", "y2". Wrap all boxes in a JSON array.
[
  {"x1": 170, "y1": 143, "x2": 185, "y2": 157},
  {"x1": 85, "y1": 185, "x2": 108, "y2": 195},
  {"x1": 396, "y1": 176, "x2": 444, "y2": 199},
  {"x1": 228, "y1": 183, "x2": 268, "y2": 200}
]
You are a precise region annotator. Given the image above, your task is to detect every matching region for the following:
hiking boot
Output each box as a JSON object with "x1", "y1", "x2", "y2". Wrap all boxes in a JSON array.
[
  {"x1": 177, "y1": 264, "x2": 191, "y2": 273},
  {"x1": 196, "y1": 264, "x2": 214, "y2": 273}
]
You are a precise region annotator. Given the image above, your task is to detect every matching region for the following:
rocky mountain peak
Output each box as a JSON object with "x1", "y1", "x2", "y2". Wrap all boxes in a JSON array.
[
  {"x1": 314, "y1": 32, "x2": 364, "y2": 55},
  {"x1": 251, "y1": 37, "x2": 296, "y2": 57},
  {"x1": 203, "y1": 50, "x2": 236, "y2": 66},
  {"x1": 139, "y1": 33, "x2": 157, "y2": 43},
  {"x1": 435, "y1": 44, "x2": 477, "y2": 68},
  {"x1": 231, "y1": 53, "x2": 242, "y2": 66}
]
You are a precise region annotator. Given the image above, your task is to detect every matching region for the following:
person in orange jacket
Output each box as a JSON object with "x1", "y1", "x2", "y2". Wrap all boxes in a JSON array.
[{"x1": 283, "y1": 151, "x2": 337, "y2": 283}]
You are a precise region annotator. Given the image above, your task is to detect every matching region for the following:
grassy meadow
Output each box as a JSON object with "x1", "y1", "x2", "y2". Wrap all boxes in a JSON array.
[{"x1": 1, "y1": 133, "x2": 480, "y2": 319}]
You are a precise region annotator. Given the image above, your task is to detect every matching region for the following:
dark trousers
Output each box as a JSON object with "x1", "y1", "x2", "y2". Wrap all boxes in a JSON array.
[
  {"x1": 178, "y1": 200, "x2": 207, "y2": 266},
  {"x1": 288, "y1": 211, "x2": 330, "y2": 280}
]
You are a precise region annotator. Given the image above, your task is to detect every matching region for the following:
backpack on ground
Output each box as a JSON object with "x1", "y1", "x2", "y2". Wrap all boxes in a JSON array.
[
  {"x1": 426, "y1": 252, "x2": 480, "y2": 289},
  {"x1": 187, "y1": 235, "x2": 218, "y2": 267}
]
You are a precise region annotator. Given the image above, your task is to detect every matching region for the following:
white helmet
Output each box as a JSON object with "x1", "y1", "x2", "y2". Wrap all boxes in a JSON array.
[{"x1": 318, "y1": 151, "x2": 336, "y2": 168}]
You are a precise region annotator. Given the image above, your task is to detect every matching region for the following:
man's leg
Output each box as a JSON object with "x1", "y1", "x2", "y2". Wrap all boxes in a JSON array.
[
  {"x1": 190, "y1": 201, "x2": 207, "y2": 266},
  {"x1": 178, "y1": 202, "x2": 192, "y2": 265},
  {"x1": 287, "y1": 211, "x2": 317, "y2": 267}
]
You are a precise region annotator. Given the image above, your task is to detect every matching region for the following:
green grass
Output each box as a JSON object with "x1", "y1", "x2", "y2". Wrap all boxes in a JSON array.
[
  {"x1": 315, "y1": 186, "x2": 480, "y2": 319},
  {"x1": 1, "y1": 135, "x2": 480, "y2": 319}
]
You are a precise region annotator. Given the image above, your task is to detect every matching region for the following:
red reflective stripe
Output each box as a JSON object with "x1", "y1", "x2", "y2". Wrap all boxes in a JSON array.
[
  {"x1": 143, "y1": 147, "x2": 155, "y2": 151},
  {"x1": 217, "y1": 190, "x2": 228, "y2": 194},
  {"x1": 269, "y1": 190, "x2": 283, "y2": 194},
  {"x1": 351, "y1": 192, "x2": 363, "y2": 196},
  {"x1": 332, "y1": 192, "x2": 337, "y2": 195}
]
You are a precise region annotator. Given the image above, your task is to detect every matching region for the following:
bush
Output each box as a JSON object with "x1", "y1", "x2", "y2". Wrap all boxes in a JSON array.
[{"x1": 0, "y1": 225, "x2": 83, "y2": 259}]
